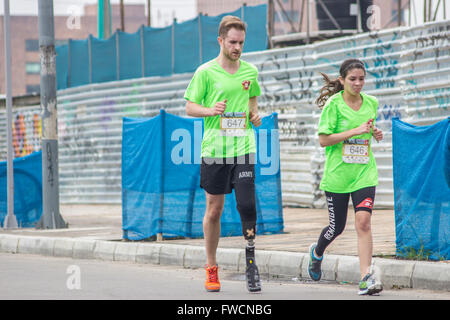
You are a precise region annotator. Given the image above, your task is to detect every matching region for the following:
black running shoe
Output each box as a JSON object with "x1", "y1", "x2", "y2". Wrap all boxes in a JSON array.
[
  {"x1": 308, "y1": 243, "x2": 323, "y2": 281},
  {"x1": 245, "y1": 246, "x2": 261, "y2": 292}
]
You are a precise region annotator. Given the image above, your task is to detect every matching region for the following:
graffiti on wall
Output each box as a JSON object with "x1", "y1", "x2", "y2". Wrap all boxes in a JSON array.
[
  {"x1": 363, "y1": 32, "x2": 400, "y2": 90},
  {"x1": 11, "y1": 111, "x2": 42, "y2": 158}
]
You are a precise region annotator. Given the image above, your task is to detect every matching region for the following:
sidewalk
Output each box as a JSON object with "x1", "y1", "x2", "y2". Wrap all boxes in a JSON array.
[{"x1": 0, "y1": 205, "x2": 449, "y2": 292}]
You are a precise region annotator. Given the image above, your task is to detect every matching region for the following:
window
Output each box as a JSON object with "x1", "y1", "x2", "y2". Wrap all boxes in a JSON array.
[
  {"x1": 26, "y1": 84, "x2": 40, "y2": 94},
  {"x1": 26, "y1": 62, "x2": 40, "y2": 74},
  {"x1": 25, "y1": 39, "x2": 39, "y2": 52},
  {"x1": 55, "y1": 39, "x2": 68, "y2": 47}
]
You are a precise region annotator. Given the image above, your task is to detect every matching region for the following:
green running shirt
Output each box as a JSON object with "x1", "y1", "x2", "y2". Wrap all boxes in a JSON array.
[
  {"x1": 318, "y1": 91, "x2": 379, "y2": 193},
  {"x1": 184, "y1": 59, "x2": 261, "y2": 158}
]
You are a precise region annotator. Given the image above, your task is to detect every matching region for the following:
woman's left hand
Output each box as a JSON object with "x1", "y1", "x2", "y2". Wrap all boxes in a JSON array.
[
  {"x1": 249, "y1": 112, "x2": 262, "y2": 127},
  {"x1": 373, "y1": 126, "x2": 383, "y2": 142}
]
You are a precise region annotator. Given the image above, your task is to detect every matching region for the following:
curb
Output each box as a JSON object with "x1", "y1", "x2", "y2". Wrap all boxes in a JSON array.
[{"x1": 0, "y1": 234, "x2": 449, "y2": 292}]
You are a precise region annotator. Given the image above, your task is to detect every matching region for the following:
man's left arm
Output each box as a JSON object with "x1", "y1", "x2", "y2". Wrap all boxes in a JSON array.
[{"x1": 249, "y1": 96, "x2": 261, "y2": 127}]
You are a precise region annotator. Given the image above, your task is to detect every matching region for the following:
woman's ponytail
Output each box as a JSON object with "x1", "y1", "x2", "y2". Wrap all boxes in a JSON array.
[{"x1": 315, "y1": 72, "x2": 343, "y2": 109}]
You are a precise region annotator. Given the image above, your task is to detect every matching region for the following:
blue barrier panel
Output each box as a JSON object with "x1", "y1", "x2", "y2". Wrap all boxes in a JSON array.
[
  {"x1": 243, "y1": 4, "x2": 268, "y2": 52},
  {"x1": 56, "y1": 45, "x2": 68, "y2": 90},
  {"x1": 200, "y1": 14, "x2": 222, "y2": 63},
  {"x1": 0, "y1": 151, "x2": 42, "y2": 228},
  {"x1": 57, "y1": 4, "x2": 268, "y2": 89},
  {"x1": 91, "y1": 35, "x2": 117, "y2": 83},
  {"x1": 68, "y1": 38, "x2": 90, "y2": 87},
  {"x1": 118, "y1": 30, "x2": 142, "y2": 80},
  {"x1": 143, "y1": 25, "x2": 173, "y2": 77},
  {"x1": 392, "y1": 117, "x2": 450, "y2": 260},
  {"x1": 122, "y1": 111, "x2": 283, "y2": 240},
  {"x1": 174, "y1": 17, "x2": 201, "y2": 74}
]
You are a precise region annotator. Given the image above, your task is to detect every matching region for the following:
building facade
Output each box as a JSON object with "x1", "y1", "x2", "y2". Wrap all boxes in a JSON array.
[{"x1": 197, "y1": 0, "x2": 401, "y2": 35}]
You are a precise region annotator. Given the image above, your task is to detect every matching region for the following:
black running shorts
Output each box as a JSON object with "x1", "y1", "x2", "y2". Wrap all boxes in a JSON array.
[{"x1": 200, "y1": 153, "x2": 256, "y2": 195}]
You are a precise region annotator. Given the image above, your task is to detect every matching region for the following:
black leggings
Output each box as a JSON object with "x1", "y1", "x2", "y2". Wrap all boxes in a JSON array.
[{"x1": 315, "y1": 186, "x2": 376, "y2": 257}]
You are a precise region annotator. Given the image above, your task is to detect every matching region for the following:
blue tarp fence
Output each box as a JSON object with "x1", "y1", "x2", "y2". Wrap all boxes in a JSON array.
[
  {"x1": 121, "y1": 111, "x2": 284, "y2": 240},
  {"x1": 56, "y1": 4, "x2": 268, "y2": 90},
  {"x1": 392, "y1": 117, "x2": 450, "y2": 260},
  {"x1": 0, "y1": 151, "x2": 43, "y2": 228}
]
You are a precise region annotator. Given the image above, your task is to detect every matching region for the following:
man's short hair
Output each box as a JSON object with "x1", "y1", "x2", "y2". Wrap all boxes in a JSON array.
[{"x1": 218, "y1": 15, "x2": 246, "y2": 38}]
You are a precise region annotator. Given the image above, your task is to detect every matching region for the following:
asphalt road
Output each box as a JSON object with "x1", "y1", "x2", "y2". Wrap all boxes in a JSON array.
[{"x1": 0, "y1": 253, "x2": 448, "y2": 302}]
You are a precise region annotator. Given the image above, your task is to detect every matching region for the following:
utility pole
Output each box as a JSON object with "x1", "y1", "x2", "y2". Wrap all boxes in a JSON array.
[
  {"x1": 444, "y1": 0, "x2": 447, "y2": 20},
  {"x1": 120, "y1": 0, "x2": 125, "y2": 31},
  {"x1": 424, "y1": 0, "x2": 427, "y2": 22},
  {"x1": 98, "y1": 0, "x2": 112, "y2": 39},
  {"x1": 432, "y1": 0, "x2": 443, "y2": 21},
  {"x1": 3, "y1": 0, "x2": 18, "y2": 229},
  {"x1": 428, "y1": 0, "x2": 432, "y2": 21},
  {"x1": 147, "y1": 0, "x2": 151, "y2": 27},
  {"x1": 37, "y1": 0, "x2": 67, "y2": 229},
  {"x1": 408, "y1": 0, "x2": 411, "y2": 26},
  {"x1": 267, "y1": 0, "x2": 274, "y2": 48}
]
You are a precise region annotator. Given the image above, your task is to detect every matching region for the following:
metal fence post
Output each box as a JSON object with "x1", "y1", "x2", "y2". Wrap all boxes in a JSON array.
[
  {"x1": 171, "y1": 19, "x2": 175, "y2": 75},
  {"x1": 198, "y1": 14, "x2": 203, "y2": 65},
  {"x1": 157, "y1": 110, "x2": 166, "y2": 241},
  {"x1": 3, "y1": 0, "x2": 18, "y2": 229},
  {"x1": 116, "y1": 31, "x2": 120, "y2": 80},
  {"x1": 88, "y1": 35, "x2": 93, "y2": 84},
  {"x1": 67, "y1": 39, "x2": 71, "y2": 88},
  {"x1": 140, "y1": 26, "x2": 145, "y2": 77}
]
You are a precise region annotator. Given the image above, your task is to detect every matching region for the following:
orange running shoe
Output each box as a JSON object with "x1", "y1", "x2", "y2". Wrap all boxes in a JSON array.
[{"x1": 204, "y1": 264, "x2": 221, "y2": 292}]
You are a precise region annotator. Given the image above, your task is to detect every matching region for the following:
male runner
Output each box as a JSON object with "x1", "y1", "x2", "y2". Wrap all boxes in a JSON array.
[{"x1": 184, "y1": 15, "x2": 262, "y2": 293}]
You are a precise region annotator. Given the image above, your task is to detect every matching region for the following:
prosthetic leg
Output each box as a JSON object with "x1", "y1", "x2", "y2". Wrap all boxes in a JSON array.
[
  {"x1": 243, "y1": 224, "x2": 261, "y2": 292},
  {"x1": 235, "y1": 170, "x2": 261, "y2": 292}
]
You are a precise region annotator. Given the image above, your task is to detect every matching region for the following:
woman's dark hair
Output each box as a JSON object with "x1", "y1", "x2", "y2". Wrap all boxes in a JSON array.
[{"x1": 315, "y1": 59, "x2": 366, "y2": 109}]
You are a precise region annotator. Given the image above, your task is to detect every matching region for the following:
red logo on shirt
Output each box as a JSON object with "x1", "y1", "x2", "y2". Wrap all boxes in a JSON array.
[
  {"x1": 356, "y1": 198, "x2": 374, "y2": 210},
  {"x1": 242, "y1": 80, "x2": 250, "y2": 90}
]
